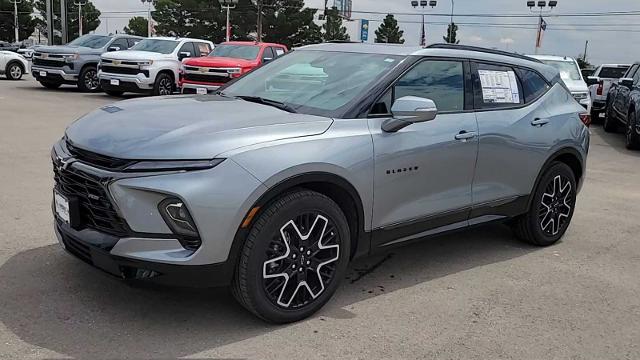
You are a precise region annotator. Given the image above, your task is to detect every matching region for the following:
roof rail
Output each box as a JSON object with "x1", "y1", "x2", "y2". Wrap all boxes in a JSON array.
[{"x1": 426, "y1": 43, "x2": 543, "y2": 63}]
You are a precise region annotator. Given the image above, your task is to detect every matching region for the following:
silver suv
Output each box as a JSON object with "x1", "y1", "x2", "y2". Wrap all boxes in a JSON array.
[{"x1": 52, "y1": 43, "x2": 590, "y2": 323}]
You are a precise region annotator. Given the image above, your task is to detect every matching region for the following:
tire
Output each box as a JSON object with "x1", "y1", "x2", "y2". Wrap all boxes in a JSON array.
[
  {"x1": 152, "y1": 73, "x2": 174, "y2": 96},
  {"x1": 625, "y1": 108, "x2": 640, "y2": 150},
  {"x1": 5, "y1": 62, "x2": 23, "y2": 80},
  {"x1": 232, "y1": 190, "x2": 350, "y2": 323},
  {"x1": 39, "y1": 81, "x2": 61, "y2": 89},
  {"x1": 104, "y1": 90, "x2": 124, "y2": 97},
  {"x1": 512, "y1": 162, "x2": 577, "y2": 246},
  {"x1": 590, "y1": 109, "x2": 601, "y2": 123},
  {"x1": 603, "y1": 101, "x2": 619, "y2": 133},
  {"x1": 77, "y1": 65, "x2": 100, "y2": 92}
]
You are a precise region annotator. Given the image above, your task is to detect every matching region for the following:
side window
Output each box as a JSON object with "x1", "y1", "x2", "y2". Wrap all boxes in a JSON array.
[
  {"x1": 394, "y1": 60, "x2": 465, "y2": 112},
  {"x1": 474, "y1": 63, "x2": 523, "y2": 109},
  {"x1": 516, "y1": 68, "x2": 550, "y2": 103},
  {"x1": 127, "y1": 38, "x2": 140, "y2": 48},
  {"x1": 273, "y1": 47, "x2": 286, "y2": 57},
  {"x1": 370, "y1": 89, "x2": 393, "y2": 115},
  {"x1": 195, "y1": 43, "x2": 211, "y2": 57},
  {"x1": 179, "y1": 42, "x2": 196, "y2": 58},
  {"x1": 633, "y1": 69, "x2": 640, "y2": 85},
  {"x1": 262, "y1": 47, "x2": 275, "y2": 62},
  {"x1": 110, "y1": 38, "x2": 129, "y2": 50},
  {"x1": 626, "y1": 65, "x2": 639, "y2": 79}
]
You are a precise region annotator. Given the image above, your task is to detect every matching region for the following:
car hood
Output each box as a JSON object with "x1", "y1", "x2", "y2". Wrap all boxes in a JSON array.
[
  {"x1": 185, "y1": 56, "x2": 258, "y2": 68},
  {"x1": 35, "y1": 45, "x2": 101, "y2": 55},
  {"x1": 65, "y1": 95, "x2": 333, "y2": 160},
  {"x1": 102, "y1": 50, "x2": 174, "y2": 61},
  {"x1": 562, "y1": 78, "x2": 589, "y2": 93}
]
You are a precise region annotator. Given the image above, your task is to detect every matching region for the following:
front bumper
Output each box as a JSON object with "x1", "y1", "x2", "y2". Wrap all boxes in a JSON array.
[
  {"x1": 31, "y1": 66, "x2": 78, "y2": 83},
  {"x1": 98, "y1": 71, "x2": 155, "y2": 91},
  {"x1": 181, "y1": 82, "x2": 221, "y2": 94}
]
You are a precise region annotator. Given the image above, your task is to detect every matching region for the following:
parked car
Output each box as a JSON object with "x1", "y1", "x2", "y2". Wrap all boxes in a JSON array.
[
  {"x1": 529, "y1": 55, "x2": 591, "y2": 109},
  {"x1": 52, "y1": 43, "x2": 589, "y2": 323},
  {"x1": 0, "y1": 41, "x2": 19, "y2": 53},
  {"x1": 0, "y1": 50, "x2": 29, "y2": 80},
  {"x1": 603, "y1": 62, "x2": 640, "y2": 149},
  {"x1": 99, "y1": 37, "x2": 214, "y2": 96},
  {"x1": 586, "y1": 64, "x2": 630, "y2": 119},
  {"x1": 17, "y1": 45, "x2": 40, "y2": 60},
  {"x1": 31, "y1": 34, "x2": 142, "y2": 92},
  {"x1": 180, "y1": 41, "x2": 288, "y2": 94}
]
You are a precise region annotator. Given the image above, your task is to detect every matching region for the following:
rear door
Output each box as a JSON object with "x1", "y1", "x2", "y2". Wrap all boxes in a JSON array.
[
  {"x1": 613, "y1": 64, "x2": 639, "y2": 119},
  {"x1": 471, "y1": 61, "x2": 554, "y2": 218}
]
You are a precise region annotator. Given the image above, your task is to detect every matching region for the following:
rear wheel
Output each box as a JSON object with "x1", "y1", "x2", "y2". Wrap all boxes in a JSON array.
[
  {"x1": 625, "y1": 108, "x2": 640, "y2": 150},
  {"x1": 603, "y1": 101, "x2": 619, "y2": 132},
  {"x1": 78, "y1": 66, "x2": 100, "y2": 92},
  {"x1": 232, "y1": 190, "x2": 350, "y2": 323},
  {"x1": 152, "y1": 73, "x2": 174, "y2": 96},
  {"x1": 512, "y1": 162, "x2": 577, "y2": 246},
  {"x1": 5, "y1": 62, "x2": 23, "y2": 80},
  {"x1": 39, "y1": 81, "x2": 61, "y2": 89}
]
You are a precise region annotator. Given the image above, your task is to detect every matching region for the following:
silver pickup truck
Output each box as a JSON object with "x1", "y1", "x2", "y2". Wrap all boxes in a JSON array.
[{"x1": 31, "y1": 34, "x2": 142, "y2": 92}]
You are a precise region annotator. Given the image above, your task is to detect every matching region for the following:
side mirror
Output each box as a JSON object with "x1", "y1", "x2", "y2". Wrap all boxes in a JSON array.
[
  {"x1": 586, "y1": 76, "x2": 599, "y2": 86},
  {"x1": 620, "y1": 78, "x2": 634, "y2": 88},
  {"x1": 382, "y1": 96, "x2": 438, "y2": 132},
  {"x1": 107, "y1": 46, "x2": 120, "y2": 52},
  {"x1": 262, "y1": 57, "x2": 273, "y2": 63},
  {"x1": 178, "y1": 51, "x2": 191, "y2": 60}
]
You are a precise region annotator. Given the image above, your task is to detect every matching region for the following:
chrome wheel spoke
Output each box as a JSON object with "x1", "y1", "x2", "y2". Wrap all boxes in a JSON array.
[{"x1": 538, "y1": 174, "x2": 573, "y2": 236}]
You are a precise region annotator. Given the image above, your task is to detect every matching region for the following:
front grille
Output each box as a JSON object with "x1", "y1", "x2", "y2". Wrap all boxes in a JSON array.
[
  {"x1": 53, "y1": 164, "x2": 130, "y2": 237},
  {"x1": 33, "y1": 58, "x2": 66, "y2": 68},
  {"x1": 184, "y1": 73, "x2": 231, "y2": 83},
  {"x1": 101, "y1": 66, "x2": 148, "y2": 77},
  {"x1": 66, "y1": 142, "x2": 135, "y2": 171}
]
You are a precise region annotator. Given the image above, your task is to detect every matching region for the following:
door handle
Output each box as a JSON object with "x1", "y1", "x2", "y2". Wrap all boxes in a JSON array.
[
  {"x1": 454, "y1": 130, "x2": 477, "y2": 141},
  {"x1": 531, "y1": 118, "x2": 550, "y2": 126}
]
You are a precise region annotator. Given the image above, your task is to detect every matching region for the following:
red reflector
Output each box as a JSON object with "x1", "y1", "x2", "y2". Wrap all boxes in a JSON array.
[
  {"x1": 596, "y1": 81, "x2": 603, "y2": 96},
  {"x1": 579, "y1": 113, "x2": 591, "y2": 127}
]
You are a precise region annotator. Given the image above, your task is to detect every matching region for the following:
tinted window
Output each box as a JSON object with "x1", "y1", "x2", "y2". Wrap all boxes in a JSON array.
[
  {"x1": 195, "y1": 42, "x2": 211, "y2": 57},
  {"x1": 68, "y1": 34, "x2": 111, "y2": 49},
  {"x1": 131, "y1": 39, "x2": 179, "y2": 54},
  {"x1": 179, "y1": 42, "x2": 195, "y2": 57},
  {"x1": 599, "y1": 66, "x2": 629, "y2": 79},
  {"x1": 517, "y1": 68, "x2": 550, "y2": 103},
  {"x1": 262, "y1": 47, "x2": 275, "y2": 61},
  {"x1": 211, "y1": 45, "x2": 260, "y2": 60},
  {"x1": 474, "y1": 63, "x2": 523, "y2": 109},
  {"x1": 109, "y1": 38, "x2": 129, "y2": 50},
  {"x1": 127, "y1": 38, "x2": 140, "y2": 47},
  {"x1": 395, "y1": 60, "x2": 465, "y2": 112}
]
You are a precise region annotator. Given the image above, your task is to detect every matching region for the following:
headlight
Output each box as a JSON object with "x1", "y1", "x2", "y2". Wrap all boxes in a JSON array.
[
  {"x1": 158, "y1": 198, "x2": 201, "y2": 249},
  {"x1": 226, "y1": 68, "x2": 242, "y2": 74},
  {"x1": 63, "y1": 53, "x2": 79, "y2": 62},
  {"x1": 138, "y1": 60, "x2": 154, "y2": 66},
  {"x1": 124, "y1": 158, "x2": 225, "y2": 172}
]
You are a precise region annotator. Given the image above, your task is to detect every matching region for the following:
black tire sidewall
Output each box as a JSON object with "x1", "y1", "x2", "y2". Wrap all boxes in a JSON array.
[
  {"x1": 153, "y1": 73, "x2": 173, "y2": 96},
  {"x1": 527, "y1": 162, "x2": 577, "y2": 245},
  {"x1": 78, "y1": 66, "x2": 99, "y2": 92},
  {"x1": 243, "y1": 193, "x2": 350, "y2": 323},
  {"x1": 626, "y1": 109, "x2": 640, "y2": 149},
  {"x1": 6, "y1": 63, "x2": 23, "y2": 80}
]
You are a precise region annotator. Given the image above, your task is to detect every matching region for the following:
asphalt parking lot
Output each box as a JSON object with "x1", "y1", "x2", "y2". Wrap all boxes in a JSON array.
[{"x1": 0, "y1": 76, "x2": 639, "y2": 359}]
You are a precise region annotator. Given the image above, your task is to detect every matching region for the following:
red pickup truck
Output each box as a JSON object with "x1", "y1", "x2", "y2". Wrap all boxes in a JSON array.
[{"x1": 180, "y1": 41, "x2": 288, "y2": 94}]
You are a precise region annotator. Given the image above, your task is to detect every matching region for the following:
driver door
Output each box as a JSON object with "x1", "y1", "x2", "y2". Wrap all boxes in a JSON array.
[{"x1": 368, "y1": 59, "x2": 479, "y2": 248}]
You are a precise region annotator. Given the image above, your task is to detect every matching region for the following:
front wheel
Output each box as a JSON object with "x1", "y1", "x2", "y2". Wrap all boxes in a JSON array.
[
  {"x1": 603, "y1": 102, "x2": 619, "y2": 133},
  {"x1": 6, "y1": 62, "x2": 23, "y2": 80},
  {"x1": 625, "y1": 108, "x2": 640, "y2": 150},
  {"x1": 512, "y1": 162, "x2": 577, "y2": 246},
  {"x1": 78, "y1": 66, "x2": 100, "y2": 92},
  {"x1": 232, "y1": 190, "x2": 350, "y2": 323},
  {"x1": 152, "y1": 73, "x2": 174, "y2": 96}
]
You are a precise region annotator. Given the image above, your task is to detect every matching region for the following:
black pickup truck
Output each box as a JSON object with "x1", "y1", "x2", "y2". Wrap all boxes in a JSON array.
[{"x1": 604, "y1": 62, "x2": 640, "y2": 149}]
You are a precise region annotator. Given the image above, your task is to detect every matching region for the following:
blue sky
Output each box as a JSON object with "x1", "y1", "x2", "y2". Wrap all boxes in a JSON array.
[{"x1": 92, "y1": 0, "x2": 640, "y2": 65}]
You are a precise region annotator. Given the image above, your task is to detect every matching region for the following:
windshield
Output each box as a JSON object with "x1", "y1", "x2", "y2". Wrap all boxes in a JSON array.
[
  {"x1": 68, "y1": 35, "x2": 111, "y2": 49},
  {"x1": 130, "y1": 39, "x2": 179, "y2": 54},
  {"x1": 210, "y1": 45, "x2": 260, "y2": 60},
  {"x1": 542, "y1": 60, "x2": 582, "y2": 81},
  {"x1": 599, "y1": 66, "x2": 629, "y2": 79},
  {"x1": 222, "y1": 50, "x2": 402, "y2": 117}
]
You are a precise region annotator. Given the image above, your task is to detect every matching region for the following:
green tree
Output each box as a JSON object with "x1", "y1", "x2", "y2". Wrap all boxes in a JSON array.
[
  {"x1": 123, "y1": 16, "x2": 148, "y2": 37},
  {"x1": 152, "y1": 0, "x2": 225, "y2": 42},
  {"x1": 576, "y1": 55, "x2": 592, "y2": 69},
  {"x1": 261, "y1": 0, "x2": 322, "y2": 48},
  {"x1": 374, "y1": 14, "x2": 404, "y2": 44},
  {"x1": 322, "y1": 7, "x2": 349, "y2": 42},
  {"x1": 34, "y1": 0, "x2": 101, "y2": 44},
  {"x1": 443, "y1": 22, "x2": 459, "y2": 44},
  {"x1": 0, "y1": 0, "x2": 37, "y2": 42}
]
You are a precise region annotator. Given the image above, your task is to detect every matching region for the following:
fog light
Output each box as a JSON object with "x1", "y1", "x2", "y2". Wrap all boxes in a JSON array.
[{"x1": 158, "y1": 198, "x2": 201, "y2": 249}]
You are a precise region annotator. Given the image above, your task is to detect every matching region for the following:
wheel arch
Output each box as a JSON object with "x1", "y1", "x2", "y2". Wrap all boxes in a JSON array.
[
  {"x1": 6, "y1": 60, "x2": 25, "y2": 73},
  {"x1": 528, "y1": 147, "x2": 584, "y2": 209},
  {"x1": 157, "y1": 68, "x2": 177, "y2": 84},
  {"x1": 79, "y1": 61, "x2": 98, "y2": 73}
]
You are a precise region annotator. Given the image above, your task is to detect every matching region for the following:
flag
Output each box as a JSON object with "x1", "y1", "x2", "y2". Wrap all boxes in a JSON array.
[{"x1": 536, "y1": 17, "x2": 547, "y2": 48}]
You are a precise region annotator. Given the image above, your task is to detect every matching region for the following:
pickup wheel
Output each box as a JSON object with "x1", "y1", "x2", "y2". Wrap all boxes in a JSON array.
[
  {"x1": 5, "y1": 61, "x2": 24, "y2": 80},
  {"x1": 78, "y1": 65, "x2": 101, "y2": 92},
  {"x1": 625, "y1": 108, "x2": 640, "y2": 150},
  {"x1": 39, "y1": 81, "x2": 61, "y2": 89},
  {"x1": 153, "y1": 73, "x2": 174, "y2": 96},
  {"x1": 603, "y1": 100, "x2": 619, "y2": 133}
]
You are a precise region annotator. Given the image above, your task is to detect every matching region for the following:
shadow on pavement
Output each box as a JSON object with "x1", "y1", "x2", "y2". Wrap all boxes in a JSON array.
[
  {"x1": 0, "y1": 224, "x2": 537, "y2": 358},
  {"x1": 590, "y1": 123, "x2": 640, "y2": 157}
]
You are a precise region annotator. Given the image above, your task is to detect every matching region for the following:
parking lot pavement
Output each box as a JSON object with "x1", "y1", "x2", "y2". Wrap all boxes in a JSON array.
[{"x1": 0, "y1": 77, "x2": 639, "y2": 359}]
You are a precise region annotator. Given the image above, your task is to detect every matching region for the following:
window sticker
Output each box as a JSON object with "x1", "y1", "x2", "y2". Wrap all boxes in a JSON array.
[{"x1": 478, "y1": 70, "x2": 521, "y2": 104}]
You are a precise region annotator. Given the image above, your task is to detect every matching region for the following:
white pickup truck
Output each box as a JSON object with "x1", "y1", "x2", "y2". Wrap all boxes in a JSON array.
[{"x1": 586, "y1": 64, "x2": 630, "y2": 119}]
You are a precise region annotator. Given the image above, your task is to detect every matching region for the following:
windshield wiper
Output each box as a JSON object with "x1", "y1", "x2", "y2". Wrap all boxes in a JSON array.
[{"x1": 235, "y1": 95, "x2": 298, "y2": 113}]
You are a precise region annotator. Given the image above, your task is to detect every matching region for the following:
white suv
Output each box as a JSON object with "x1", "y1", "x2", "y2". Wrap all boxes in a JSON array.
[
  {"x1": 529, "y1": 55, "x2": 591, "y2": 109},
  {"x1": 98, "y1": 37, "x2": 213, "y2": 96}
]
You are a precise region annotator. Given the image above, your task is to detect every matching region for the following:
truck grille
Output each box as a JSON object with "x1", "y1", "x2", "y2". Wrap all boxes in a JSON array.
[
  {"x1": 101, "y1": 66, "x2": 149, "y2": 77},
  {"x1": 183, "y1": 73, "x2": 231, "y2": 83},
  {"x1": 53, "y1": 164, "x2": 130, "y2": 237},
  {"x1": 33, "y1": 58, "x2": 66, "y2": 68},
  {"x1": 66, "y1": 141, "x2": 135, "y2": 171}
]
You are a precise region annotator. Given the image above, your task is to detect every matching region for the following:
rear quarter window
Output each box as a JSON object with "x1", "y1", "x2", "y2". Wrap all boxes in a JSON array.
[{"x1": 516, "y1": 68, "x2": 550, "y2": 103}]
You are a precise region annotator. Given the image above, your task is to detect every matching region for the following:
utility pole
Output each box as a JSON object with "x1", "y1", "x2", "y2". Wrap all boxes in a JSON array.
[
  {"x1": 10, "y1": 0, "x2": 21, "y2": 43},
  {"x1": 218, "y1": 0, "x2": 238, "y2": 42},
  {"x1": 141, "y1": 0, "x2": 153, "y2": 37},
  {"x1": 74, "y1": 0, "x2": 86, "y2": 36},
  {"x1": 583, "y1": 40, "x2": 589, "y2": 63},
  {"x1": 448, "y1": 0, "x2": 454, "y2": 43},
  {"x1": 254, "y1": 0, "x2": 264, "y2": 42},
  {"x1": 45, "y1": 0, "x2": 53, "y2": 44},
  {"x1": 60, "y1": 0, "x2": 68, "y2": 43}
]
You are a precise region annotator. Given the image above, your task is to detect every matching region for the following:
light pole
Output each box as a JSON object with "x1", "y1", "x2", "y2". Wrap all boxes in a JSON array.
[
  {"x1": 141, "y1": 0, "x2": 153, "y2": 37},
  {"x1": 252, "y1": 0, "x2": 263, "y2": 42},
  {"x1": 527, "y1": 1, "x2": 557, "y2": 54},
  {"x1": 10, "y1": 0, "x2": 21, "y2": 43},
  {"x1": 74, "y1": 0, "x2": 86, "y2": 37},
  {"x1": 448, "y1": 0, "x2": 454, "y2": 43},
  {"x1": 411, "y1": 0, "x2": 437, "y2": 46},
  {"x1": 219, "y1": 0, "x2": 238, "y2": 42}
]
